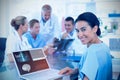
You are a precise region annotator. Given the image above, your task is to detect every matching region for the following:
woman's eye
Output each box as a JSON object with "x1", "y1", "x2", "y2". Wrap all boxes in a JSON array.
[{"x1": 81, "y1": 28, "x2": 86, "y2": 32}]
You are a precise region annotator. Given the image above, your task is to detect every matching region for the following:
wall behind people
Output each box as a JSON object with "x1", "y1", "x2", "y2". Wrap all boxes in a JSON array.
[
  {"x1": 0, "y1": 0, "x2": 66, "y2": 37},
  {"x1": 0, "y1": 0, "x2": 120, "y2": 37},
  {"x1": 0, "y1": 0, "x2": 10, "y2": 37}
]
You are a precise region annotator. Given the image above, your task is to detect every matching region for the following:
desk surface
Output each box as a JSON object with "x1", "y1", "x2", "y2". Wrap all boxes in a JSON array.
[
  {"x1": 1, "y1": 52, "x2": 120, "y2": 80},
  {"x1": 111, "y1": 51, "x2": 120, "y2": 58},
  {"x1": 0, "y1": 53, "x2": 75, "y2": 80}
]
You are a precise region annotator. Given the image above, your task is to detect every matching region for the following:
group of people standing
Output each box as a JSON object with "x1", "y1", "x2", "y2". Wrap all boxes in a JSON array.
[{"x1": 5, "y1": 4, "x2": 112, "y2": 80}]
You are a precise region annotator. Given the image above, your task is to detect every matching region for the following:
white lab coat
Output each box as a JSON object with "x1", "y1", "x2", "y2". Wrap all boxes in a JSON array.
[
  {"x1": 5, "y1": 28, "x2": 31, "y2": 54},
  {"x1": 4, "y1": 28, "x2": 31, "y2": 63},
  {"x1": 39, "y1": 14, "x2": 61, "y2": 44},
  {"x1": 60, "y1": 30, "x2": 86, "y2": 55}
]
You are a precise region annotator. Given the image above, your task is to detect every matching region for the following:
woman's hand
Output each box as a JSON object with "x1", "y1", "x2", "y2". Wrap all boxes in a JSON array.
[{"x1": 59, "y1": 67, "x2": 74, "y2": 75}]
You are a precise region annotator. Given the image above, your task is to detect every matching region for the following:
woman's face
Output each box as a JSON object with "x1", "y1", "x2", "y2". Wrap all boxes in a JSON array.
[
  {"x1": 75, "y1": 21, "x2": 97, "y2": 45},
  {"x1": 22, "y1": 19, "x2": 28, "y2": 34}
]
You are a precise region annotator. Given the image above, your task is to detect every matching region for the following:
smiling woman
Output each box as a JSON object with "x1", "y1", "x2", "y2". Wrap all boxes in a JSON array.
[
  {"x1": 75, "y1": 12, "x2": 101, "y2": 46},
  {"x1": 59, "y1": 12, "x2": 112, "y2": 80}
]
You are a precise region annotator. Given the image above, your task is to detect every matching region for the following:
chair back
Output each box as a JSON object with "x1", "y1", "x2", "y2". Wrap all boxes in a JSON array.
[{"x1": 0, "y1": 37, "x2": 7, "y2": 67}]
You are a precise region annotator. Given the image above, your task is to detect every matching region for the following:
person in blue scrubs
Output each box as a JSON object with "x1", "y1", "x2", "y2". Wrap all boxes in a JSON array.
[
  {"x1": 24, "y1": 19, "x2": 46, "y2": 48},
  {"x1": 59, "y1": 12, "x2": 112, "y2": 80}
]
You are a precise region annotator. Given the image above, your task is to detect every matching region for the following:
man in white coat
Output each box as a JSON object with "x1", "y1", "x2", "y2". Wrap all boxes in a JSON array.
[
  {"x1": 39, "y1": 4, "x2": 61, "y2": 44},
  {"x1": 60, "y1": 17, "x2": 86, "y2": 56}
]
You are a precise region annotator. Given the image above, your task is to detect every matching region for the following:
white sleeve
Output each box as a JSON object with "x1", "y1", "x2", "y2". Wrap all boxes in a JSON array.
[
  {"x1": 52, "y1": 15, "x2": 61, "y2": 38},
  {"x1": 5, "y1": 35, "x2": 15, "y2": 54},
  {"x1": 22, "y1": 36, "x2": 32, "y2": 49}
]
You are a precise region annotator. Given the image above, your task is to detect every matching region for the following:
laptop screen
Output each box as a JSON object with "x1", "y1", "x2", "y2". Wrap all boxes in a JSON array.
[{"x1": 13, "y1": 49, "x2": 49, "y2": 75}]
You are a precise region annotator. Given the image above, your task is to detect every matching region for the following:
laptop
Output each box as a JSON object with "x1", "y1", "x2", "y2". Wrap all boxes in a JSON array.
[{"x1": 12, "y1": 48, "x2": 63, "y2": 80}]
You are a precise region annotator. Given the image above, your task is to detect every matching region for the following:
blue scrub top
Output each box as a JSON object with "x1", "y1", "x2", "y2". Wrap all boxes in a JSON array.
[
  {"x1": 24, "y1": 31, "x2": 46, "y2": 48},
  {"x1": 79, "y1": 43, "x2": 112, "y2": 80}
]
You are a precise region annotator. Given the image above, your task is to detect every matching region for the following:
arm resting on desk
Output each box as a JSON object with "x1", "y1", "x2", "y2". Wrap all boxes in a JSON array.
[{"x1": 59, "y1": 67, "x2": 78, "y2": 75}]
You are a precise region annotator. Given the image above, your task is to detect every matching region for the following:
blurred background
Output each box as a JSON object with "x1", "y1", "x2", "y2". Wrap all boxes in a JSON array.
[
  {"x1": 0, "y1": 0, "x2": 120, "y2": 57},
  {"x1": 0, "y1": 0, "x2": 120, "y2": 37}
]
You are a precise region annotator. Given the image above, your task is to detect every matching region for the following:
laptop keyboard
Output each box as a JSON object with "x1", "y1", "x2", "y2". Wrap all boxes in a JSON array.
[{"x1": 23, "y1": 69, "x2": 61, "y2": 80}]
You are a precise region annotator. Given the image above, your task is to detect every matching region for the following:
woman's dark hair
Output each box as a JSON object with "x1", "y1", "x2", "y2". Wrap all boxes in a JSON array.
[
  {"x1": 75, "y1": 12, "x2": 101, "y2": 36},
  {"x1": 11, "y1": 16, "x2": 27, "y2": 30},
  {"x1": 65, "y1": 17, "x2": 74, "y2": 25},
  {"x1": 29, "y1": 19, "x2": 39, "y2": 28}
]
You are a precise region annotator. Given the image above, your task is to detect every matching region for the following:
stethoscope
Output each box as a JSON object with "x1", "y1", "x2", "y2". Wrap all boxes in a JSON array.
[
  {"x1": 19, "y1": 40, "x2": 28, "y2": 50},
  {"x1": 40, "y1": 17, "x2": 52, "y2": 27}
]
